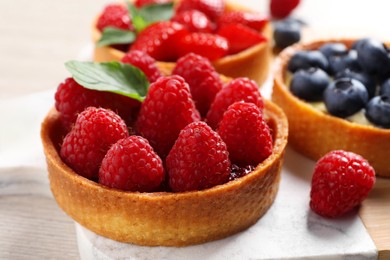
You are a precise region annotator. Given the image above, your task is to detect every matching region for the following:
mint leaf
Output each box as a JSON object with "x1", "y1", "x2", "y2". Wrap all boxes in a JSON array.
[
  {"x1": 65, "y1": 61, "x2": 149, "y2": 102},
  {"x1": 128, "y1": 4, "x2": 149, "y2": 32},
  {"x1": 97, "y1": 27, "x2": 136, "y2": 47}
]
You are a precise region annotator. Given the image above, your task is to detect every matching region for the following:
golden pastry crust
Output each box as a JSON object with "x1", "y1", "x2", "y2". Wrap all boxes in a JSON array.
[
  {"x1": 272, "y1": 39, "x2": 390, "y2": 177},
  {"x1": 41, "y1": 100, "x2": 288, "y2": 247},
  {"x1": 92, "y1": 2, "x2": 272, "y2": 84}
]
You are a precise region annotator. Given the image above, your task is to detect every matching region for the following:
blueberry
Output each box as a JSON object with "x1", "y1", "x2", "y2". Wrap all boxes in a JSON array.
[
  {"x1": 319, "y1": 43, "x2": 348, "y2": 60},
  {"x1": 380, "y1": 78, "x2": 390, "y2": 96},
  {"x1": 288, "y1": 51, "x2": 329, "y2": 73},
  {"x1": 355, "y1": 38, "x2": 390, "y2": 77},
  {"x1": 290, "y1": 67, "x2": 330, "y2": 101},
  {"x1": 365, "y1": 95, "x2": 390, "y2": 128},
  {"x1": 328, "y1": 50, "x2": 361, "y2": 75},
  {"x1": 324, "y1": 78, "x2": 369, "y2": 118},
  {"x1": 273, "y1": 19, "x2": 301, "y2": 49},
  {"x1": 335, "y1": 69, "x2": 377, "y2": 98}
]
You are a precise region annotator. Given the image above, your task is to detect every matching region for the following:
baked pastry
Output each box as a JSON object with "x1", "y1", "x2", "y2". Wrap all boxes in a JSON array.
[
  {"x1": 272, "y1": 39, "x2": 390, "y2": 177},
  {"x1": 41, "y1": 99, "x2": 288, "y2": 246},
  {"x1": 92, "y1": 1, "x2": 272, "y2": 85}
]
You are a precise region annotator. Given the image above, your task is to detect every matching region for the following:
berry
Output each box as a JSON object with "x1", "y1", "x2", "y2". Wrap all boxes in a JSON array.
[
  {"x1": 55, "y1": 77, "x2": 140, "y2": 131},
  {"x1": 217, "y1": 102, "x2": 273, "y2": 166},
  {"x1": 130, "y1": 21, "x2": 188, "y2": 61},
  {"x1": 273, "y1": 19, "x2": 301, "y2": 49},
  {"x1": 319, "y1": 43, "x2": 348, "y2": 61},
  {"x1": 172, "y1": 53, "x2": 223, "y2": 116},
  {"x1": 323, "y1": 78, "x2": 369, "y2": 118},
  {"x1": 99, "y1": 136, "x2": 165, "y2": 192},
  {"x1": 96, "y1": 4, "x2": 133, "y2": 32},
  {"x1": 217, "y1": 24, "x2": 266, "y2": 55},
  {"x1": 136, "y1": 75, "x2": 200, "y2": 157},
  {"x1": 171, "y1": 10, "x2": 214, "y2": 33},
  {"x1": 335, "y1": 69, "x2": 376, "y2": 98},
  {"x1": 121, "y1": 50, "x2": 162, "y2": 83},
  {"x1": 176, "y1": 0, "x2": 225, "y2": 21},
  {"x1": 287, "y1": 51, "x2": 329, "y2": 73},
  {"x1": 206, "y1": 77, "x2": 264, "y2": 129},
  {"x1": 328, "y1": 50, "x2": 360, "y2": 75},
  {"x1": 217, "y1": 11, "x2": 268, "y2": 31},
  {"x1": 229, "y1": 164, "x2": 255, "y2": 181},
  {"x1": 365, "y1": 96, "x2": 390, "y2": 128},
  {"x1": 356, "y1": 38, "x2": 390, "y2": 77},
  {"x1": 270, "y1": 0, "x2": 301, "y2": 19},
  {"x1": 290, "y1": 67, "x2": 330, "y2": 102},
  {"x1": 134, "y1": 0, "x2": 172, "y2": 8},
  {"x1": 166, "y1": 121, "x2": 231, "y2": 192},
  {"x1": 177, "y1": 32, "x2": 228, "y2": 61},
  {"x1": 310, "y1": 150, "x2": 375, "y2": 218},
  {"x1": 60, "y1": 107, "x2": 129, "y2": 180},
  {"x1": 380, "y1": 78, "x2": 390, "y2": 96}
]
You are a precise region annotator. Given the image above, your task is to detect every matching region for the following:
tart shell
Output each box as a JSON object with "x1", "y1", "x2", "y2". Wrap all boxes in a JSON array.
[
  {"x1": 272, "y1": 39, "x2": 390, "y2": 177},
  {"x1": 41, "y1": 100, "x2": 288, "y2": 247},
  {"x1": 92, "y1": 2, "x2": 272, "y2": 85}
]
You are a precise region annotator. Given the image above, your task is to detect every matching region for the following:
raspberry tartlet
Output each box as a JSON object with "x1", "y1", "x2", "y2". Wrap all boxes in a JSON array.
[
  {"x1": 92, "y1": 1, "x2": 272, "y2": 85},
  {"x1": 272, "y1": 39, "x2": 390, "y2": 177}
]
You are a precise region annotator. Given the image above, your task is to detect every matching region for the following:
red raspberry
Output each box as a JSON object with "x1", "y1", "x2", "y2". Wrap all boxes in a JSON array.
[
  {"x1": 206, "y1": 77, "x2": 264, "y2": 129},
  {"x1": 217, "y1": 24, "x2": 267, "y2": 54},
  {"x1": 60, "y1": 107, "x2": 129, "y2": 180},
  {"x1": 217, "y1": 11, "x2": 269, "y2": 31},
  {"x1": 166, "y1": 121, "x2": 231, "y2": 192},
  {"x1": 121, "y1": 50, "x2": 162, "y2": 83},
  {"x1": 172, "y1": 53, "x2": 223, "y2": 116},
  {"x1": 176, "y1": 0, "x2": 225, "y2": 21},
  {"x1": 99, "y1": 136, "x2": 165, "y2": 192},
  {"x1": 217, "y1": 102, "x2": 273, "y2": 166},
  {"x1": 96, "y1": 4, "x2": 133, "y2": 32},
  {"x1": 171, "y1": 10, "x2": 214, "y2": 33},
  {"x1": 270, "y1": 0, "x2": 301, "y2": 19},
  {"x1": 130, "y1": 21, "x2": 188, "y2": 61},
  {"x1": 310, "y1": 150, "x2": 376, "y2": 218},
  {"x1": 134, "y1": 0, "x2": 172, "y2": 8},
  {"x1": 177, "y1": 32, "x2": 228, "y2": 61},
  {"x1": 136, "y1": 75, "x2": 200, "y2": 157},
  {"x1": 55, "y1": 78, "x2": 140, "y2": 131}
]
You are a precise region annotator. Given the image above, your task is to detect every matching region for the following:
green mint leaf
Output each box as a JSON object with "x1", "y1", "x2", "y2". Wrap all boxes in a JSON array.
[
  {"x1": 97, "y1": 27, "x2": 136, "y2": 47},
  {"x1": 65, "y1": 61, "x2": 149, "y2": 102},
  {"x1": 128, "y1": 3, "x2": 149, "y2": 32}
]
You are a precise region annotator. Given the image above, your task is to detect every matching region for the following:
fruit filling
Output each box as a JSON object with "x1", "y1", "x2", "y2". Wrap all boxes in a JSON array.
[{"x1": 286, "y1": 38, "x2": 390, "y2": 129}]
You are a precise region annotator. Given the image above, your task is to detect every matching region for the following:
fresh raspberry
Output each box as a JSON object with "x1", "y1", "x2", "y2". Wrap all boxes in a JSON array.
[
  {"x1": 55, "y1": 78, "x2": 140, "y2": 131},
  {"x1": 99, "y1": 136, "x2": 165, "y2": 192},
  {"x1": 206, "y1": 77, "x2": 264, "y2": 129},
  {"x1": 166, "y1": 121, "x2": 231, "y2": 192},
  {"x1": 217, "y1": 11, "x2": 269, "y2": 31},
  {"x1": 217, "y1": 102, "x2": 273, "y2": 166},
  {"x1": 172, "y1": 53, "x2": 223, "y2": 116},
  {"x1": 270, "y1": 0, "x2": 301, "y2": 19},
  {"x1": 177, "y1": 32, "x2": 228, "y2": 61},
  {"x1": 121, "y1": 50, "x2": 162, "y2": 83},
  {"x1": 60, "y1": 107, "x2": 129, "y2": 180},
  {"x1": 176, "y1": 0, "x2": 225, "y2": 21},
  {"x1": 134, "y1": 0, "x2": 172, "y2": 8},
  {"x1": 136, "y1": 75, "x2": 200, "y2": 157},
  {"x1": 217, "y1": 24, "x2": 267, "y2": 54},
  {"x1": 310, "y1": 150, "x2": 376, "y2": 218},
  {"x1": 171, "y1": 10, "x2": 214, "y2": 33},
  {"x1": 96, "y1": 4, "x2": 133, "y2": 32},
  {"x1": 130, "y1": 21, "x2": 188, "y2": 61}
]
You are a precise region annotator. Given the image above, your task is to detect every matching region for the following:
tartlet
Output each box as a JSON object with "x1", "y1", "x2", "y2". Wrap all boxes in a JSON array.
[
  {"x1": 272, "y1": 39, "x2": 390, "y2": 177},
  {"x1": 41, "y1": 99, "x2": 288, "y2": 247},
  {"x1": 92, "y1": 2, "x2": 273, "y2": 85}
]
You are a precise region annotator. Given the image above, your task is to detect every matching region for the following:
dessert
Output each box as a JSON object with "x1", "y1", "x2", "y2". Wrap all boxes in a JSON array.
[
  {"x1": 92, "y1": 0, "x2": 272, "y2": 85},
  {"x1": 41, "y1": 53, "x2": 288, "y2": 246},
  {"x1": 272, "y1": 39, "x2": 390, "y2": 177}
]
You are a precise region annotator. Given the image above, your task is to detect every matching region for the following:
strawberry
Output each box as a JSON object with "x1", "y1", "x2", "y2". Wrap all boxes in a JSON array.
[
  {"x1": 217, "y1": 11, "x2": 269, "y2": 31},
  {"x1": 217, "y1": 24, "x2": 267, "y2": 54},
  {"x1": 96, "y1": 4, "x2": 133, "y2": 32},
  {"x1": 270, "y1": 0, "x2": 301, "y2": 19},
  {"x1": 121, "y1": 50, "x2": 162, "y2": 83},
  {"x1": 171, "y1": 10, "x2": 214, "y2": 33},
  {"x1": 176, "y1": 0, "x2": 225, "y2": 21}
]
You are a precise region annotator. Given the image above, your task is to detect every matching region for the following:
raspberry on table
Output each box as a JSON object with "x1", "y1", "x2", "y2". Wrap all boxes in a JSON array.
[
  {"x1": 171, "y1": 10, "x2": 214, "y2": 33},
  {"x1": 60, "y1": 107, "x2": 129, "y2": 180},
  {"x1": 99, "y1": 136, "x2": 165, "y2": 192},
  {"x1": 206, "y1": 77, "x2": 264, "y2": 129},
  {"x1": 166, "y1": 121, "x2": 231, "y2": 192},
  {"x1": 135, "y1": 75, "x2": 200, "y2": 158},
  {"x1": 172, "y1": 53, "x2": 223, "y2": 116},
  {"x1": 217, "y1": 102, "x2": 273, "y2": 166},
  {"x1": 217, "y1": 11, "x2": 268, "y2": 31},
  {"x1": 310, "y1": 150, "x2": 376, "y2": 218},
  {"x1": 96, "y1": 3, "x2": 133, "y2": 32},
  {"x1": 176, "y1": 0, "x2": 225, "y2": 22},
  {"x1": 55, "y1": 77, "x2": 140, "y2": 131},
  {"x1": 121, "y1": 50, "x2": 162, "y2": 83}
]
